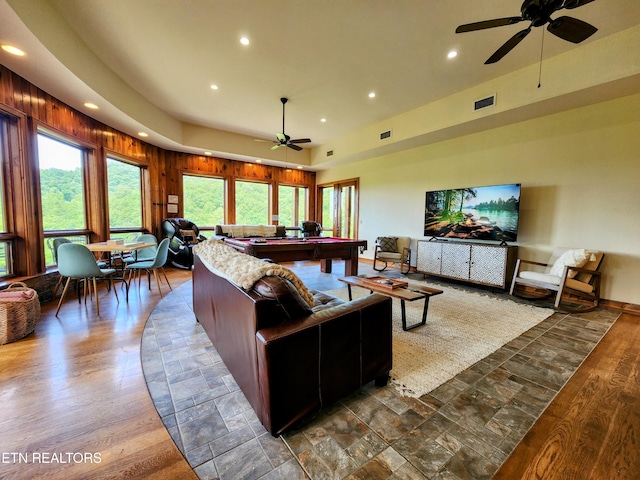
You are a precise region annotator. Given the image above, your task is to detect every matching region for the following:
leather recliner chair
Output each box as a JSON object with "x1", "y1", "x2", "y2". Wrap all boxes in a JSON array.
[{"x1": 161, "y1": 218, "x2": 206, "y2": 269}]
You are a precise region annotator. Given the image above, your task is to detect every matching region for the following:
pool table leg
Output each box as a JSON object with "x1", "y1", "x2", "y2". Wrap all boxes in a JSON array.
[{"x1": 320, "y1": 259, "x2": 333, "y2": 273}]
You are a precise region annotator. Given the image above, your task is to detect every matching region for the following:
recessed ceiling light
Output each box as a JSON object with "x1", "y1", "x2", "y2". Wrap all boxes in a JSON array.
[
  {"x1": 210, "y1": 84, "x2": 219, "y2": 90},
  {"x1": 138, "y1": 132, "x2": 148, "y2": 137},
  {"x1": 320, "y1": 118, "x2": 327, "y2": 123},
  {"x1": 297, "y1": 166, "x2": 303, "y2": 169},
  {"x1": 204, "y1": 151, "x2": 212, "y2": 155},
  {"x1": 368, "y1": 92, "x2": 376, "y2": 98},
  {"x1": 84, "y1": 102, "x2": 99, "y2": 109},
  {"x1": 448, "y1": 50, "x2": 458, "y2": 59},
  {"x1": 2, "y1": 44, "x2": 25, "y2": 56},
  {"x1": 256, "y1": 159, "x2": 262, "y2": 163},
  {"x1": 240, "y1": 37, "x2": 250, "y2": 46}
]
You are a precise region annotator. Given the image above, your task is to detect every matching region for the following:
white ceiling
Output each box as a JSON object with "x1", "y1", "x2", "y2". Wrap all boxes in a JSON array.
[{"x1": 1, "y1": 0, "x2": 639, "y2": 168}]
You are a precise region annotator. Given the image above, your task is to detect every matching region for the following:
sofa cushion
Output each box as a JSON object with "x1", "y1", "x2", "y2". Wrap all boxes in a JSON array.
[
  {"x1": 216, "y1": 224, "x2": 281, "y2": 238},
  {"x1": 310, "y1": 289, "x2": 346, "y2": 312}
]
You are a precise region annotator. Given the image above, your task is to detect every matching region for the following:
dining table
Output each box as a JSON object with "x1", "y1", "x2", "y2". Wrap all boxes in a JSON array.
[{"x1": 85, "y1": 241, "x2": 157, "y2": 300}]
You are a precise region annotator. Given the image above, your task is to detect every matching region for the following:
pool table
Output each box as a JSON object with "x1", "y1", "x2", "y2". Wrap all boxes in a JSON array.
[{"x1": 223, "y1": 236, "x2": 368, "y2": 276}]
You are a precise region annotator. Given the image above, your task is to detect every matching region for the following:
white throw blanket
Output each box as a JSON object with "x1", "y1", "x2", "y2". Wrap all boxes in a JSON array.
[{"x1": 193, "y1": 240, "x2": 315, "y2": 306}]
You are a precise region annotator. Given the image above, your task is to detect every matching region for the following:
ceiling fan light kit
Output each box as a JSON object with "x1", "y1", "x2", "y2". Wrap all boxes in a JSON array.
[
  {"x1": 455, "y1": 0, "x2": 598, "y2": 64},
  {"x1": 269, "y1": 97, "x2": 311, "y2": 152}
]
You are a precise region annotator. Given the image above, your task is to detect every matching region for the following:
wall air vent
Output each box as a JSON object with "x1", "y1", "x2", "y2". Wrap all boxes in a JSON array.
[
  {"x1": 474, "y1": 94, "x2": 496, "y2": 111},
  {"x1": 326, "y1": 149, "x2": 334, "y2": 157},
  {"x1": 379, "y1": 129, "x2": 392, "y2": 141}
]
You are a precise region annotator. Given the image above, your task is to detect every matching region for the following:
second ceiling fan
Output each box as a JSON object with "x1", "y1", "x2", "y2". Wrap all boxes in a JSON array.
[{"x1": 270, "y1": 97, "x2": 311, "y2": 151}]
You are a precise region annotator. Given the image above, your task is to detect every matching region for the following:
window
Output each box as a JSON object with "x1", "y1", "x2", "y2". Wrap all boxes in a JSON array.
[
  {"x1": 182, "y1": 175, "x2": 225, "y2": 227},
  {"x1": 319, "y1": 185, "x2": 335, "y2": 235},
  {"x1": 38, "y1": 133, "x2": 87, "y2": 265},
  {"x1": 0, "y1": 114, "x2": 14, "y2": 277},
  {"x1": 107, "y1": 157, "x2": 143, "y2": 231},
  {"x1": 278, "y1": 185, "x2": 308, "y2": 228},
  {"x1": 235, "y1": 180, "x2": 269, "y2": 225}
]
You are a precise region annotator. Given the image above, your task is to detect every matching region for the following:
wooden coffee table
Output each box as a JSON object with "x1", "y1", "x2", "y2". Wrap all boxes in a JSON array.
[{"x1": 339, "y1": 275, "x2": 443, "y2": 331}]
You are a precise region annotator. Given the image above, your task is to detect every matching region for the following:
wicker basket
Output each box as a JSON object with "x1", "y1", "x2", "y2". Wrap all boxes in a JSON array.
[{"x1": 0, "y1": 282, "x2": 41, "y2": 345}]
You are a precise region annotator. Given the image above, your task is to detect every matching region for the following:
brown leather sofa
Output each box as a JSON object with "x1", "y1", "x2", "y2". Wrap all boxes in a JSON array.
[{"x1": 192, "y1": 254, "x2": 393, "y2": 436}]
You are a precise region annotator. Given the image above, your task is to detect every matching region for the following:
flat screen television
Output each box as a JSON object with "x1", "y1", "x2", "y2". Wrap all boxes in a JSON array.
[{"x1": 424, "y1": 183, "x2": 521, "y2": 242}]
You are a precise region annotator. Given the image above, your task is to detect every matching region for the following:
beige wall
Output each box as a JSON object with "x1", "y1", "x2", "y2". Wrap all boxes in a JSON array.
[{"x1": 317, "y1": 93, "x2": 640, "y2": 305}]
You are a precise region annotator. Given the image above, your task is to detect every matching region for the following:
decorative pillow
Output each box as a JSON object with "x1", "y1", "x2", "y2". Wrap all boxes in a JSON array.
[
  {"x1": 378, "y1": 236, "x2": 398, "y2": 253},
  {"x1": 549, "y1": 249, "x2": 590, "y2": 278}
]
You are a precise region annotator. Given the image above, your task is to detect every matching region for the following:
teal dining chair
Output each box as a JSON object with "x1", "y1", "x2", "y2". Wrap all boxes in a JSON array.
[
  {"x1": 131, "y1": 233, "x2": 158, "y2": 263},
  {"x1": 52, "y1": 237, "x2": 72, "y2": 298},
  {"x1": 126, "y1": 238, "x2": 172, "y2": 297},
  {"x1": 55, "y1": 243, "x2": 119, "y2": 316}
]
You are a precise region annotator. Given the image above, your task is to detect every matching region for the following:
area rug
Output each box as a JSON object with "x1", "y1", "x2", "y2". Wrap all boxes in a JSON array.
[{"x1": 327, "y1": 281, "x2": 554, "y2": 398}]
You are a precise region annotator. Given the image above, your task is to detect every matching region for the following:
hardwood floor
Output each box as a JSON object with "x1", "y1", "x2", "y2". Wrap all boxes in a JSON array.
[
  {"x1": 0, "y1": 263, "x2": 638, "y2": 479},
  {"x1": 493, "y1": 311, "x2": 640, "y2": 480},
  {"x1": 0, "y1": 267, "x2": 196, "y2": 480}
]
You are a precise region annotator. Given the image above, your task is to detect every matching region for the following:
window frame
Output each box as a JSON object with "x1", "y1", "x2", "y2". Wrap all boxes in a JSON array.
[
  {"x1": 277, "y1": 184, "x2": 309, "y2": 229},
  {"x1": 106, "y1": 154, "x2": 148, "y2": 237},
  {"x1": 0, "y1": 111, "x2": 18, "y2": 278},
  {"x1": 36, "y1": 129, "x2": 96, "y2": 267},
  {"x1": 234, "y1": 179, "x2": 272, "y2": 226}
]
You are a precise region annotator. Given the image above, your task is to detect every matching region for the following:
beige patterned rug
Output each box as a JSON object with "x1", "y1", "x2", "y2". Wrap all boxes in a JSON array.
[{"x1": 327, "y1": 282, "x2": 554, "y2": 398}]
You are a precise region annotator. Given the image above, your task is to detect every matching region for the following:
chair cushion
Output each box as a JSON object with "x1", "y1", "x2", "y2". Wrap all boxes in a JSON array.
[
  {"x1": 565, "y1": 278, "x2": 595, "y2": 294},
  {"x1": 376, "y1": 252, "x2": 402, "y2": 262},
  {"x1": 520, "y1": 271, "x2": 562, "y2": 285},
  {"x1": 378, "y1": 236, "x2": 398, "y2": 253},
  {"x1": 549, "y1": 249, "x2": 590, "y2": 278}
]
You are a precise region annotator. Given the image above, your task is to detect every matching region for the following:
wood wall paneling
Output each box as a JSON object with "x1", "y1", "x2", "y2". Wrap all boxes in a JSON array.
[{"x1": 0, "y1": 64, "x2": 316, "y2": 278}]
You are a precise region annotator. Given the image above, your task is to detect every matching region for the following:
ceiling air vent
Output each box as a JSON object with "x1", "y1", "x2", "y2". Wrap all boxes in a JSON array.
[
  {"x1": 379, "y1": 129, "x2": 392, "y2": 141},
  {"x1": 326, "y1": 149, "x2": 334, "y2": 157},
  {"x1": 474, "y1": 94, "x2": 496, "y2": 111}
]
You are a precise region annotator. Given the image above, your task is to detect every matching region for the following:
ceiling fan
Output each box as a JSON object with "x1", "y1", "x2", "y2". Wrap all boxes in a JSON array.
[
  {"x1": 455, "y1": 0, "x2": 598, "y2": 64},
  {"x1": 270, "y1": 97, "x2": 311, "y2": 151}
]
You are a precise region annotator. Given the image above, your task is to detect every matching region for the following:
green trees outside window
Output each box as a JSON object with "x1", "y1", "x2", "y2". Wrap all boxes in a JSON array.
[
  {"x1": 38, "y1": 134, "x2": 86, "y2": 232},
  {"x1": 236, "y1": 180, "x2": 269, "y2": 225},
  {"x1": 107, "y1": 158, "x2": 143, "y2": 229},
  {"x1": 278, "y1": 185, "x2": 308, "y2": 228},
  {"x1": 182, "y1": 175, "x2": 225, "y2": 227}
]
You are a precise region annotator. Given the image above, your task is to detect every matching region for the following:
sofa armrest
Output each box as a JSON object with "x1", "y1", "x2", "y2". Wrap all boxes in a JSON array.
[{"x1": 255, "y1": 293, "x2": 392, "y2": 435}]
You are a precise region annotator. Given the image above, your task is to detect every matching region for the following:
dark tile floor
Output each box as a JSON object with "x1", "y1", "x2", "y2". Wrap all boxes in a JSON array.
[{"x1": 140, "y1": 261, "x2": 619, "y2": 480}]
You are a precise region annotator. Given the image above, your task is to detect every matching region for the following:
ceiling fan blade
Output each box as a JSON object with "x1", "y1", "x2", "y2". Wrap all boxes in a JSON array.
[
  {"x1": 547, "y1": 16, "x2": 597, "y2": 43},
  {"x1": 275, "y1": 132, "x2": 287, "y2": 143},
  {"x1": 287, "y1": 143, "x2": 303, "y2": 151},
  {"x1": 456, "y1": 16, "x2": 524, "y2": 33},
  {"x1": 563, "y1": 0, "x2": 596, "y2": 9},
  {"x1": 485, "y1": 27, "x2": 532, "y2": 64},
  {"x1": 271, "y1": 144, "x2": 283, "y2": 150},
  {"x1": 290, "y1": 138, "x2": 311, "y2": 144}
]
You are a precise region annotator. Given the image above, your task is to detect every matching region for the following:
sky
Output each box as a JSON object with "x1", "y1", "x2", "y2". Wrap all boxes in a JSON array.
[{"x1": 37, "y1": 135, "x2": 82, "y2": 170}]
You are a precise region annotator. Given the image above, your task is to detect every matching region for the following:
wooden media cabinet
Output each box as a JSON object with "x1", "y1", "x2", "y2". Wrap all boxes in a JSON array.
[{"x1": 416, "y1": 240, "x2": 517, "y2": 289}]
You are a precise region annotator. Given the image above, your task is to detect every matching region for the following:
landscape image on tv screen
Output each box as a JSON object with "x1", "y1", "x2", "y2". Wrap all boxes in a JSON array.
[{"x1": 424, "y1": 183, "x2": 521, "y2": 242}]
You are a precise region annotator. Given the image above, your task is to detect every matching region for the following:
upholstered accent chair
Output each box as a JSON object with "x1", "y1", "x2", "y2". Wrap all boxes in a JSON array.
[
  {"x1": 373, "y1": 236, "x2": 411, "y2": 274},
  {"x1": 510, "y1": 247, "x2": 604, "y2": 312}
]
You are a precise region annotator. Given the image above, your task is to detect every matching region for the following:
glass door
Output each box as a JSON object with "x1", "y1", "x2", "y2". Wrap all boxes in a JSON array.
[{"x1": 317, "y1": 178, "x2": 359, "y2": 238}]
